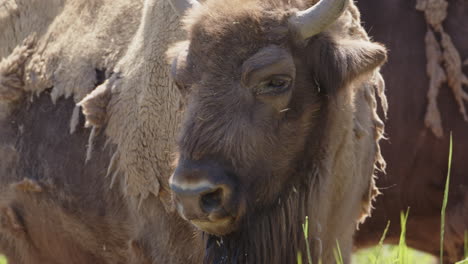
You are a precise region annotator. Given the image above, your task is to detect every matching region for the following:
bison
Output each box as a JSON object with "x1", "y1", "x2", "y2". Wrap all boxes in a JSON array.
[
  {"x1": 165, "y1": 0, "x2": 387, "y2": 262},
  {"x1": 1, "y1": 0, "x2": 389, "y2": 263}
]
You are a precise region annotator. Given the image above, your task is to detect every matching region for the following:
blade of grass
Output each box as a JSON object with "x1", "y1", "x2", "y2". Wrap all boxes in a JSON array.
[
  {"x1": 398, "y1": 208, "x2": 410, "y2": 264},
  {"x1": 297, "y1": 251, "x2": 303, "y2": 264},
  {"x1": 440, "y1": 133, "x2": 453, "y2": 264},
  {"x1": 302, "y1": 216, "x2": 313, "y2": 264},
  {"x1": 374, "y1": 221, "x2": 391, "y2": 264},
  {"x1": 334, "y1": 239, "x2": 344, "y2": 264}
]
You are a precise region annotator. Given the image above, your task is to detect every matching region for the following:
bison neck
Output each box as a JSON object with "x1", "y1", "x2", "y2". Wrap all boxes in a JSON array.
[
  {"x1": 202, "y1": 103, "x2": 332, "y2": 264},
  {"x1": 203, "y1": 171, "x2": 318, "y2": 264}
]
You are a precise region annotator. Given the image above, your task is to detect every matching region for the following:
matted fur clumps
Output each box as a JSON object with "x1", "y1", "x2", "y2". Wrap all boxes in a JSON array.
[
  {"x1": 0, "y1": 0, "x2": 142, "y2": 130},
  {"x1": 0, "y1": 35, "x2": 36, "y2": 103},
  {"x1": 416, "y1": 0, "x2": 468, "y2": 138}
]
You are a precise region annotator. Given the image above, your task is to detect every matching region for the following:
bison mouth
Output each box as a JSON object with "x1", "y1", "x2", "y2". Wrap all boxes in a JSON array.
[
  {"x1": 191, "y1": 217, "x2": 236, "y2": 236},
  {"x1": 174, "y1": 192, "x2": 243, "y2": 236}
]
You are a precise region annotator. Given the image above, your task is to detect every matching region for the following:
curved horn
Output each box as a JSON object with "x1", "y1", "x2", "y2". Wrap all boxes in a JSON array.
[
  {"x1": 168, "y1": 0, "x2": 200, "y2": 16},
  {"x1": 289, "y1": 0, "x2": 348, "y2": 39}
]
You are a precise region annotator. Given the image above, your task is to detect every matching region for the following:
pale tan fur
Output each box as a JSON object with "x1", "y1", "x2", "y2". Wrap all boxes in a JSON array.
[
  {"x1": 101, "y1": 0, "x2": 186, "y2": 206},
  {"x1": 0, "y1": 35, "x2": 35, "y2": 102},
  {"x1": 86, "y1": 0, "x2": 204, "y2": 262},
  {"x1": 0, "y1": 0, "x2": 142, "y2": 131},
  {"x1": 0, "y1": 35, "x2": 36, "y2": 117}
]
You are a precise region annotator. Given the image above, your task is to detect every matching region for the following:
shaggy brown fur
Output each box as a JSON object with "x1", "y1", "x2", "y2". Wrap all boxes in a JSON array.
[
  {"x1": 0, "y1": 94, "x2": 131, "y2": 264},
  {"x1": 166, "y1": 0, "x2": 387, "y2": 263},
  {"x1": 355, "y1": 1, "x2": 468, "y2": 263}
]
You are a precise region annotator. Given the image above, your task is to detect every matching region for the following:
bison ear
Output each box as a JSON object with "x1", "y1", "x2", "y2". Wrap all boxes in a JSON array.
[{"x1": 312, "y1": 38, "x2": 387, "y2": 94}]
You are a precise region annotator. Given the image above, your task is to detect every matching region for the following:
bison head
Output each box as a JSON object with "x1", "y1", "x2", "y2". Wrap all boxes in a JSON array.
[{"x1": 167, "y1": 0, "x2": 386, "y2": 262}]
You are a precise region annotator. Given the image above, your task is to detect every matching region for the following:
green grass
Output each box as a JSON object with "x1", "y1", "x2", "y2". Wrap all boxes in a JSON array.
[
  {"x1": 353, "y1": 246, "x2": 436, "y2": 264},
  {"x1": 397, "y1": 209, "x2": 411, "y2": 264},
  {"x1": 303, "y1": 215, "x2": 313, "y2": 264},
  {"x1": 351, "y1": 208, "x2": 437, "y2": 264},
  {"x1": 0, "y1": 256, "x2": 6, "y2": 264},
  {"x1": 440, "y1": 133, "x2": 453, "y2": 263},
  {"x1": 334, "y1": 239, "x2": 344, "y2": 264},
  {"x1": 300, "y1": 133, "x2": 468, "y2": 264}
]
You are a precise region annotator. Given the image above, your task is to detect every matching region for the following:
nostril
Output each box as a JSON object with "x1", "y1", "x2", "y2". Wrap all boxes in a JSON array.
[{"x1": 200, "y1": 188, "x2": 223, "y2": 213}]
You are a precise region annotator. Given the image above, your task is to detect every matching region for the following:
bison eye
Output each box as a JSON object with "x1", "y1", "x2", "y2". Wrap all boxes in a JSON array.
[{"x1": 254, "y1": 75, "x2": 292, "y2": 96}]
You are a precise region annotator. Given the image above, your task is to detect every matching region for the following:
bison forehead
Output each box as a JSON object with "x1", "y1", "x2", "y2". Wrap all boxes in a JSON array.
[{"x1": 184, "y1": 1, "x2": 292, "y2": 68}]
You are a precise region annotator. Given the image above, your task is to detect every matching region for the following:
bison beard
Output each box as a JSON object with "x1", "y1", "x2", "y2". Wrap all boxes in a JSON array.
[
  {"x1": 202, "y1": 125, "x2": 326, "y2": 264},
  {"x1": 204, "y1": 178, "x2": 313, "y2": 264}
]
